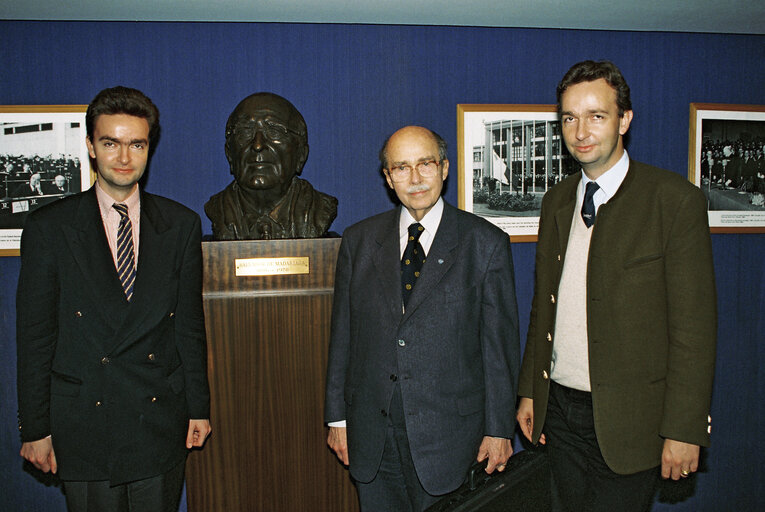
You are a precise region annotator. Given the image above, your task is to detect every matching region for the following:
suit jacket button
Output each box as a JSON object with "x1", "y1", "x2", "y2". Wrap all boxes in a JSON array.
[
  {"x1": 390, "y1": 374, "x2": 398, "y2": 381},
  {"x1": 169, "y1": 312, "x2": 175, "y2": 318},
  {"x1": 75, "y1": 311, "x2": 82, "y2": 317},
  {"x1": 148, "y1": 353, "x2": 155, "y2": 361},
  {"x1": 96, "y1": 401, "x2": 102, "y2": 407},
  {"x1": 550, "y1": 294, "x2": 556, "y2": 304},
  {"x1": 542, "y1": 370, "x2": 549, "y2": 380},
  {"x1": 101, "y1": 356, "x2": 110, "y2": 365},
  {"x1": 557, "y1": 254, "x2": 561, "y2": 261},
  {"x1": 151, "y1": 397, "x2": 158, "y2": 403},
  {"x1": 380, "y1": 409, "x2": 387, "y2": 417},
  {"x1": 397, "y1": 339, "x2": 405, "y2": 347},
  {"x1": 546, "y1": 332, "x2": 552, "y2": 342}
]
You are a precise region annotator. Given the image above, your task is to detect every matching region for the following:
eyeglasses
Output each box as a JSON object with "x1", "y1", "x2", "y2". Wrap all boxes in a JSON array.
[
  {"x1": 385, "y1": 160, "x2": 441, "y2": 182},
  {"x1": 227, "y1": 120, "x2": 300, "y2": 145}
]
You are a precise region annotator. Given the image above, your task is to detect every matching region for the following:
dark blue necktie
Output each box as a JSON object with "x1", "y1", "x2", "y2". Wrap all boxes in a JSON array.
[
  {"x1": 581, "y1": 181, "x2": 600, "y2": 228},
  {"x1": 401, "y1": 223, "x2": 426, "y2": 307}
]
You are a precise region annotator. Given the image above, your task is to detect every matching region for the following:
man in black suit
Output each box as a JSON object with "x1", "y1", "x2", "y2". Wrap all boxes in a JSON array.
[
  {"x1": 325, "y1": 126, "x2": 520, "y2": 511},
  {"x1": 12, "y1": 172, "x2": 44, "y2": 197},
  {"x1": 43, "y1": 174, "x2": 69, "y2": 195},
  {"x1": 17, "y1": 86, "x2": 211, "y2": 512}
]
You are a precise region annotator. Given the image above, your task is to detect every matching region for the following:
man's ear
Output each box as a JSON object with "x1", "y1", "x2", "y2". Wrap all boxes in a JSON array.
[
  {"x1": 619, "y1": 110, "x2": 634, "y2": 136},
  {"x1": 224, "y1": 140, "x2": 233, "y2": 174},
  {"x1": 296, "y1": 143, "x2": 309, "y2": 176},
  {"x1": 86, "y1": 137, "x2": 96, "y2": 159},
  {"x1": 383, "y1": 169, "x2": 394, "y2": 189}
]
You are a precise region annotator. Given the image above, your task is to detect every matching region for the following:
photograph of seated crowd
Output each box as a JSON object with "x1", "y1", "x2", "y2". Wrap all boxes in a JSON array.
[
  {"x1": 699, "y1": 122, "x2": 765, "y2": 209},
  {"x1": 1, "y1": 125, "x2": 83, "y2": 228}
]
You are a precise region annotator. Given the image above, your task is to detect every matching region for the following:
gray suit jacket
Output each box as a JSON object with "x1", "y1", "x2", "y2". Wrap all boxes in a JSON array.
[
  {"x1": 17, "y1": 186, "x2": 210, "y2": 485},
  {"x1": 325, "y1": 201, "x2": 520, "y2": 495}
]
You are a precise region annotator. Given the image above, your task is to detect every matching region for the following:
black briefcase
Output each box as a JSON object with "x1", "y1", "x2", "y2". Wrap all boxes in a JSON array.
[{"x1": 425, "y1": 448, "x2": 552, "y2": 512}]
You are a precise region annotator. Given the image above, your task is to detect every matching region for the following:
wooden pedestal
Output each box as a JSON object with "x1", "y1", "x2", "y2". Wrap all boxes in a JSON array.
[{"x1": 186, "y1": 238, "x2": 358, "y2": 512}]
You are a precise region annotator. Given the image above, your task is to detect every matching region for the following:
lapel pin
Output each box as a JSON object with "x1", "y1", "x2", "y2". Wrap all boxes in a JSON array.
[{"x1": 438, "y1": 259, "x2": 444, "y2": 264}]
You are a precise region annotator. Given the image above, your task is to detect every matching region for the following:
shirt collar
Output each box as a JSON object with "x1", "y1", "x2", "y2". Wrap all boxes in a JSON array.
[
  {"x1": 398, "y1": 197, "x2": 444, "y2": 239},
  {"x1": 579, "y1": 150, "x2": 629, "y2": 203},
  {"x1": 96, "y1": 181, "x2": 141, "y2": 218}
]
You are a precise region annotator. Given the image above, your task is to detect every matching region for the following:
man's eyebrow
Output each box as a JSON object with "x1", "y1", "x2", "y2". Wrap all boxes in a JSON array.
[
  {"x1": 98, "y1": 135, "x2": 148, "y2": 145},
  {"x1": 390, "y1": 155, "x2": 437, "y2": 166},
  {"x1": 561, "y1": 108, "x2": 609, "y2": 116}
]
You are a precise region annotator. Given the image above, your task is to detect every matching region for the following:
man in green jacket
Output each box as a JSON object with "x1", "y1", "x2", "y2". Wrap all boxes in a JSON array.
[{"x1": 516, "y1": 60, "x2": 717, "y2": 512}]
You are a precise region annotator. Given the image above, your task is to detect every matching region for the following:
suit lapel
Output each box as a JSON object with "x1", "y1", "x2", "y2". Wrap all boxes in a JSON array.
[
  {"x1": 554, "y1": 177, "x2": 579, "y2": 258},
  {"x1": 108, "y1": 191, "x2": 173, "y2": 352},
  {"x1": 402, "y1": 203, "x2": 459, "y2": 322},
  {"x1": 63, "y1": 188, "x2": 128, "y2": 328},
  {"x1": 372, "y1": 209, "x2": 405, "y2": 324}
]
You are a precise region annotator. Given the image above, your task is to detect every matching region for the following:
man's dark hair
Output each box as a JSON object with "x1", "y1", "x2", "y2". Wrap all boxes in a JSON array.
[
  {"x1": 556, "y1": 60, "x2": 632, "y2": 117},
  {"x1": 379, "y1": 127, "x2": 448, "y2": 169},
  {"x1": 86, "y1": 86, "x2": 160, "y2": 143}
]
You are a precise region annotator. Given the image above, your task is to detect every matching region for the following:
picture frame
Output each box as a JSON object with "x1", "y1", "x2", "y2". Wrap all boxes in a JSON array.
[
  {"x1": 0, "y1": 105, "x2": 93, "y2": 255},
  {"x1": 688, "y1": 103, "x2": 765, "y2": 233},
  {"x1": 457, "y1": 104, "x2": 577, "y2": 242}
]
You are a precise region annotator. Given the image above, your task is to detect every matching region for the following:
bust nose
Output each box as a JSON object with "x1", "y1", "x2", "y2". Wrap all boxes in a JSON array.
[{"x1": 251, "y1": 129, "x2": 266, "y2": 151}]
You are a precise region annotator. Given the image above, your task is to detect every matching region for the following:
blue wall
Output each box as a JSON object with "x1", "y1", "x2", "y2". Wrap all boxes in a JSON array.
[{"x1": 1, "y1": 21, "x2": 762, "y2": 511}]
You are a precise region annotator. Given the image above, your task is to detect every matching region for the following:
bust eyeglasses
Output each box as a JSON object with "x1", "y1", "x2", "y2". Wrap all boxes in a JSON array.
[{"x1": 385, "y1": 160, "x2": 442, "y2": 182}]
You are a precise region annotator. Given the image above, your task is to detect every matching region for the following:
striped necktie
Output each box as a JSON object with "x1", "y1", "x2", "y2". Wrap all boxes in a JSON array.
[{"x1": 113, "y1": 203, "x2": 136, "y2": 301}]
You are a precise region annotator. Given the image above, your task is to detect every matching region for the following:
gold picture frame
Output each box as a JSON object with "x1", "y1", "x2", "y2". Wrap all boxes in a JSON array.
[
  {"x1": 0, "y1": 105, "x2": 93, "y2": 255},
  {"x1": 457, "y1": 104, "x2": 576, "y2": 242},
  {"x1": 688, "y1": 103, "x2": 765, "y2": 233}
]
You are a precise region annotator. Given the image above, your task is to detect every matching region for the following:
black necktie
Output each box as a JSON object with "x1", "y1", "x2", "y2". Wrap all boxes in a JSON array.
[
  {"x1": 581, "y1": 181, "x2": 600, "y2": 228},
  {"x1": 401, "y1": 223, "x2": 426, "y2": 307},
  {"x1": 113, "y1": 203, "x2": 137, "y2": 301}
]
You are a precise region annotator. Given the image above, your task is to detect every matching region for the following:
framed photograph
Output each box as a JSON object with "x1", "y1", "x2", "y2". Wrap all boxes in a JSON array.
[
  {"x1": 457, "y1": 104, "x2": 577, "y2": 242},
  {"x1": 0, "y1": 105, "x2": 93, "y2": 255},
  {"x1": 688, "y1": 103, "x2": 765, "y2": 233}
]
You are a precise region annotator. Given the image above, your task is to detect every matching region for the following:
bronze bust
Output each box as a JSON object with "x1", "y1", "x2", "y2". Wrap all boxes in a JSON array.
[{"x1": 205, "y1": 92, "x2": 337, "y2": 240}]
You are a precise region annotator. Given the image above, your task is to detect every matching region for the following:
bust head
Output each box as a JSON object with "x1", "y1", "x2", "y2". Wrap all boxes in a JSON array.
[{"x1": 224, "y1": 92, "x2": 308, "y2": 198}]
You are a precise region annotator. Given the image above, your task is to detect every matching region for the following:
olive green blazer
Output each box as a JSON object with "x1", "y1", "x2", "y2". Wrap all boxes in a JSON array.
[{"x1": 518, "y1": 160, "x2": 717, "y2": 474}]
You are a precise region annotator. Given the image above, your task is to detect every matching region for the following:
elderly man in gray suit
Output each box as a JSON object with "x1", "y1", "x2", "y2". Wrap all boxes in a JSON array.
[{"x1": 325, "y1": 125, "x2": 520, "y2": 511}]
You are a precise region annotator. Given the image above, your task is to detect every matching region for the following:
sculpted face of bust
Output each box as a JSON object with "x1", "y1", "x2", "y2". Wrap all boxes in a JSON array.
[{"x1": 224, "y1": 93, "x2": 308, "y2": 198}]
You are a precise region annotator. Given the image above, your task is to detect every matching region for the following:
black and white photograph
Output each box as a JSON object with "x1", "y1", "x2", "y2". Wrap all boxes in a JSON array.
[
  {"x1": 689, "y1": 103, "x2": 765, "y2": 233},
  {"x1": 458, "y1": 104, "x2": 577, "y2": 241},
  {"x1": 0, "y1": 106, "x2": 91, "y2": 254}
]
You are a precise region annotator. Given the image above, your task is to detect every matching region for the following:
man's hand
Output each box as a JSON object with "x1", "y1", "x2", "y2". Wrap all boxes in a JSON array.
[
  {"x1": 327, "y1": 426, "x2": 349, "y2": 465},
  {"x1": 476, "y1": 436, "x2": 513, "y2": 474},
  {"x1": 186, "y1": 419, "x2": 212, "y2": 449},
  {"x1": 516, "y1": 397, "x2": 545, "y2": 444},
  {"x1": 661, "y1": 439, "x2": 700, "y2": 480},
  {"x1": 20, "y1": 437, "x2": 57, "y2": 473}
]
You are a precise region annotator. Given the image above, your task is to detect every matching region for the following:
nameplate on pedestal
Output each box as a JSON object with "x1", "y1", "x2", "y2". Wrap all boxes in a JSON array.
[{"x1": 235, "y1": 256, "x2": 310, "y2": 276}]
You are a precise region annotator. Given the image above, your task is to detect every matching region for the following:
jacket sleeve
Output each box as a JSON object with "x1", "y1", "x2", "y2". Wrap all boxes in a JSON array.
[
  {"x1": 324, "y1": 234, "x2": 353, "y2": 423},
  {"x1": 16, "y1": 213, "x2": 59, "y2": 442},
  {"x1": 480, "y1": 232, "x2": 520, "y2": 438},
  {"x1": 659, "y1": 186, "x2": 717, "y2": 447},
  {"x1": 174, "y1": 214, "x2": 210, "y2": 419}
]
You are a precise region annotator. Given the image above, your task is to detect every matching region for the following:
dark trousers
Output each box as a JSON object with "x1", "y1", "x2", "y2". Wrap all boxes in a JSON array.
[
  {"x1": 63, "y1": 458, "x2": 186, "y2": 512},
  {"x1": 544, "y1": 381, "x2": 658, "y2": 512},
  {"x1": 355, "y1": 384, "x2": 441, "y2": 512}
]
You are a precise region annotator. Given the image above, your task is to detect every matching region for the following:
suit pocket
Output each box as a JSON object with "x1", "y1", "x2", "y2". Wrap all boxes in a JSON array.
[
  {"x1": 441, "y1": 285, "x2": 478, "y2": 304},
  {"x1": 167, "y1": 365, "x2": 185, "y2": 395},
  {"x1": 456, "y1": 390, "x2": 484, "y2": 416},
  {"x1": 623, "y1": 253, "x2": 662, "y2": 269},
  {"x1": 50, "y1": 371, "x2": 82, "y2": 397}
]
